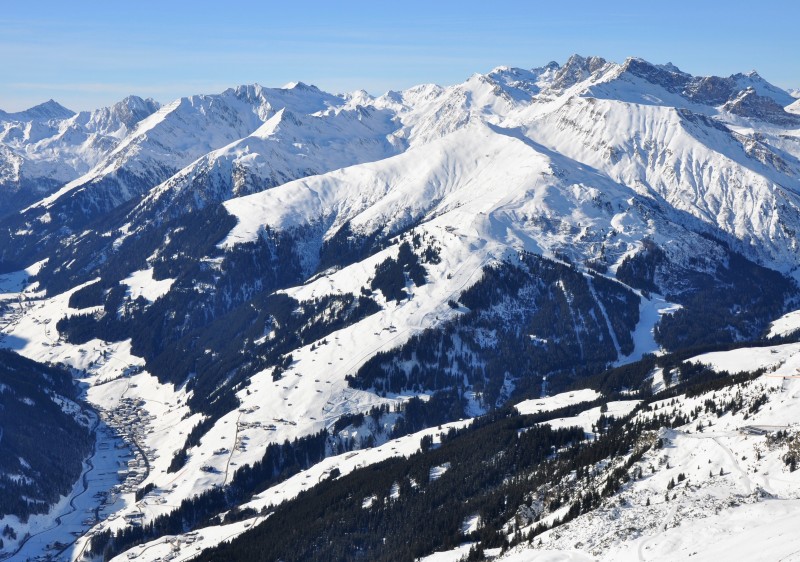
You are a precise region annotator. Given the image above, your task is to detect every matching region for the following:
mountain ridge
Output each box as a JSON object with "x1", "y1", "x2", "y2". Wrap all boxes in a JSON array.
[{"x1": 0, "y1": 99, "x2": 75, "y2": 122}]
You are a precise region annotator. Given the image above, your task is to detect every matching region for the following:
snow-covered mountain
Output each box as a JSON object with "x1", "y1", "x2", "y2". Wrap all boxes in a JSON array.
[
  {"x1": 1, "y1": 55, "x2": 799, "y2": 562},
  {"x1": 0, "y1": 99, "x2": 75, "y2": 122},
  {"x1": 0, "y1": 96, "x2": 160, "y2": 217},
  {"x1": 126, "y1": 103, "x2": 402, "y2": 231}
]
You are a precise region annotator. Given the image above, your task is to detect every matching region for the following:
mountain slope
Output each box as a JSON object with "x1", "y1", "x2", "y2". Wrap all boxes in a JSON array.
[
  {"x1": 124, "y1": 104, "x2": 402, "y2": 231},
  {"x1": 522, "y1": 96, "x2": 800, "y2": 271},
  {"x1": 0, "y1": 349, "x2": 94, "y2": 549},
  {"x1": 176, "y1": 344, "x2": 800, "y2": 562},
  {"x1": 0, "y1": 84, "x2": 348, "y2": 268}
]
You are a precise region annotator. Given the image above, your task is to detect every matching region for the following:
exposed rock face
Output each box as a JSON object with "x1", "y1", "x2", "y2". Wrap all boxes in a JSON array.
[{"x1": 723, "y1": 87, "x2": 800, "y2": 125}]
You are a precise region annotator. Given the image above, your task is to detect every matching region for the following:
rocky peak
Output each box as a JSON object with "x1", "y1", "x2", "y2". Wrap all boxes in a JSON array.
[
  {"x1": 722, "y1": 87, "x2": 800, "y2": 125},
  {"x1": 550, "y1": 54, "x2": 608, "y2": 91},
  {"x1": 619, "y1": 57, "x2": 691, "y2": 94}
]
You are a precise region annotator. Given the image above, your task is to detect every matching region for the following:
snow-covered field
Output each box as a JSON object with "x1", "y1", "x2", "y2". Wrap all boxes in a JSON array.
[
  {"x1": 693, "y1": 341, "x2": 800, "y2": 376},
  {"x1": 769, "y1": 309, "x2": 800, "y2": 339},
  {"x1": 515, "y1": 389, "x2": 600, "y2": 416},
  {"x1": 121, "y1": 269, "x2": 174, "y2": 302},
  {"x1": 537, "y1": 400, "x2": 641, "y2": 435}
]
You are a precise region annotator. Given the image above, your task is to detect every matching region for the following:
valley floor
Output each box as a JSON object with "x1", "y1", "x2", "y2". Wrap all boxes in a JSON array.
[{"x1": 0, "y1": 416, "x2": 132, "y2": 562}]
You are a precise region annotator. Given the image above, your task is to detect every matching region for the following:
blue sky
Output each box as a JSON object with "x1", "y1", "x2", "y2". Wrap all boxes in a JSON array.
[{"x1": 2, "y1": 0, "x2": 798, "y2": 112}]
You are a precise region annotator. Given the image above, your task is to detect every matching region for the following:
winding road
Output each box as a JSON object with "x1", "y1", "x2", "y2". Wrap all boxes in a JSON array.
[{"x1": 224, "y1": 411, "x2": 245, "y2": 486}]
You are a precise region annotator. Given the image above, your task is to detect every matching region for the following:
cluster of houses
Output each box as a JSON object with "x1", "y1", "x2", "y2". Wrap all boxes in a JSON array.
[{"x1": 96, "y1": 396, "x2": 156, "y2": 497}]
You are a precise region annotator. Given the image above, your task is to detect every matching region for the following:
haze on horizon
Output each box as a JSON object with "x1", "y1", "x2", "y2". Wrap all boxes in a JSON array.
[{"x1": 2, "y1": 0, "x2": 798, "y2": 112}]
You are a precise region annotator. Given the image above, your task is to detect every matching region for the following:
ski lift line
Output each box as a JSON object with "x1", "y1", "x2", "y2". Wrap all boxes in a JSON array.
[{"x1": 586, "y1": 274, "x2": 622, "y2": 358}]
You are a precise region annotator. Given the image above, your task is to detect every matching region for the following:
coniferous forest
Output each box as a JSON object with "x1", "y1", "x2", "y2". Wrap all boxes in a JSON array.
[{"x1": 0, "y1": 350, "x2": 94, "y2": 522}]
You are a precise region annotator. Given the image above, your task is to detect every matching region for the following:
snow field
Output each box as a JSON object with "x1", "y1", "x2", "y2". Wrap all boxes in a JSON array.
[
  {"x1": 768, "y1": 308, "x2": 800, "y2": 339},
  {"x1": 537, "y1": 400, "x2": 641, "y2": 436},
  {"x1": 515, "y1": 389, "x2": 601, "y2": 416},
  {"x1": 121, "y1": 269, "x2": 175, "y2": 303}
]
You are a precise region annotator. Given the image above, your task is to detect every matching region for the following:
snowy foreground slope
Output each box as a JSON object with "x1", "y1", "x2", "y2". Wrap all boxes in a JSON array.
[
  {"x1": 122, "y1": 344, "x2": 800, "y2": 562},
  {"x1": 0, "y1": 54, "x2": 799, "y2": 561},
  {"x1": 493, "y1": 343, "x2": 800, "y2": 562}
]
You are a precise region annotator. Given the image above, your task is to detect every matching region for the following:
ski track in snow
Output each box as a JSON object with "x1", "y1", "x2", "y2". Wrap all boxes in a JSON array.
[{"x1": 586, "y1": 275, "x2": 621, "y2": 358}]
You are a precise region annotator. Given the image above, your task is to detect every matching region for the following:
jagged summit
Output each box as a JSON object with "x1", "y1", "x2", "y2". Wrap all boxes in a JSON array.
[
  {"x1": 569, "y1": 55, "x2": 796, "y2": 115},
  {"x1": 615, "y1": 56, "x2": 695, "y2": 94},
  {"x1": 655, "y1": 61, "x2": 686, "y2": 74},
  {"x1": 549, "y1": 53, "x2": 609, "y2": 91},
  {"x1": 486, "y1": 62, "x2": 560, "y2": 99},
  {"x1": 70, "y1": 95, "x2": 161, "y2": 134}
]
